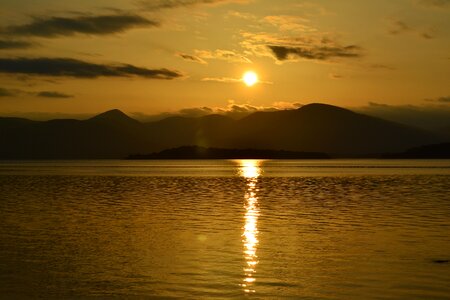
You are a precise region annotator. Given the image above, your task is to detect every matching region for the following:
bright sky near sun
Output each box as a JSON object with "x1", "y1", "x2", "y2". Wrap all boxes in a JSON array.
[{"x1": 0, "y1": 0, "x2": 449, "y2": 118}]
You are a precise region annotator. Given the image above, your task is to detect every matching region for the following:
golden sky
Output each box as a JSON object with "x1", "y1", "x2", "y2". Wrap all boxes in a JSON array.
[{"x1": 0, "y1": 0, "x2": 449, "y2": 117}]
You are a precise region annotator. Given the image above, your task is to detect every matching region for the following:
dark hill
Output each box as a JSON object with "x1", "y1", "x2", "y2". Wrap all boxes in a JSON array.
[
  {"x1": 0, "y1": 104, "x2": 442, "y2": 159},
  {"x1": 0, "y1": 110, "x2": 151, "y2": 159},
  {"x1": 88, "y1": 109, "x2": 140, "y2": 126},
  {"x1": 225, "y1": 103, "x2": 437, "y2": 154}
]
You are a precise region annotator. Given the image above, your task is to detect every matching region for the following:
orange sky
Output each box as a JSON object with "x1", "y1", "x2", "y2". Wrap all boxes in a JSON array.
[{"x1": 0, "y1": 0, "x2": 449, "y2": 118}]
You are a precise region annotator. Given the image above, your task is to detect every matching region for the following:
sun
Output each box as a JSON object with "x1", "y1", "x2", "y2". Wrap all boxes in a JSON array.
[{"x1": 243, "y1": 71, "x2": 258, "y2": 87}]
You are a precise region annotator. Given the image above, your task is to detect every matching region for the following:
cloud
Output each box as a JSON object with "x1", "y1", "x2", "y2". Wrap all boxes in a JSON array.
[
  {"x1": 0, "y1": 39, "x2": 35, "y2": 50},
  {"x1": 263, "y1": 15, "x2": 315, "y2": 33},
  {"x1": 268, "y1": 44, "x2": 362, "y2": 61},
  {"x1": 388, "y1": 19, "x2": 435, "y2": 39},
  {"x1": 370, "y1": 63, "x2": 396, "y2": 70},
  {"x1": 201, "y1": 77, "x2": 242, "y2": 83},
  {"x1": 426, "y1": 96, "x2": 450, "y2": 103},
  {"x1": 388, "y1": 20, "x2": 412, "y2": 35},
  {"x1": 4, "y1": 13, "x2": 158, "y2": 38},
  {"x1": 355, "y1": 102, "x2": 450, "y2": 130},
  {"x1": 201, "y1": 76, "x2": 272, "y2": 84},
  {"x1": 195, "y1": 49, "x2": 252, "y2": 63},
  {"x1": 0, "y1": 87, "x2": 74, "y2": 98},
  {"x1": 36, "y1": 91, "x2": 73, "y2": 98},
  {"x1": 239, "y1": 14, "x2": 363, "y2": 64},
  {"x1": 293, "y1": 2, "x2": 331, "y2": 16},
  {"x1": 269, "y1": 101, "x2": 303, "y2": 109},
  {"x1": 241, "y1": 31, "x2": 363, "y2": 63},
  {"x1": 179, "y1": 106, "x2": 214, "y2": 117},
  {"x1": 0, "y1": 57, "x2": 183, "y2": 79},
  {"x1": 0, "y1": 87, "x2": 16, "y2": 97},
  {"x1": 132, "y1": 100, "x2": 303, "y2": 121},
  {"x1": 226, "y1": 11, "x2": 256, "y2": 20},
  {"x1": 139, "y1": 0, "x2": 251, "y2": 10},
  {"x1": 329, "y1": 73, "x2": 343, "y2": 79},
  {"x1": 418, "y1": 0, "x2": 450, "y2": 7},
  {"x1": 176, "y1": 53, "x2": 207, "y2": 64}
]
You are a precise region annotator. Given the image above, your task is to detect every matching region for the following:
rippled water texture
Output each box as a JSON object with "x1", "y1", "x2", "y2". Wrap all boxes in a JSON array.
[{"x1": 0, "y1": 160, "x2": 449, "y2": 299}]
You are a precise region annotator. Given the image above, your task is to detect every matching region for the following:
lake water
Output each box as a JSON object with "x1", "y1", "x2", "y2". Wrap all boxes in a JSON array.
[{"x1": 0, "y1": 160, "x2": 449, "y2": 299}]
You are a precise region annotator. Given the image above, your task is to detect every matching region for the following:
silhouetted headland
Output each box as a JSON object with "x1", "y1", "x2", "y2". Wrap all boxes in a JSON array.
[
  {"x1": 382, "y1": 142, "x2": 450, "y2": 159},
  {"x1": 128, "y1": 146, "x2": 329, "y2": 159}
]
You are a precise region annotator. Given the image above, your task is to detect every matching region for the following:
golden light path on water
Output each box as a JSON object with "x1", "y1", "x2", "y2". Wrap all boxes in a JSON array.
[{"x1": 238, "y1": 160, "x2": 262, "y2": 294}]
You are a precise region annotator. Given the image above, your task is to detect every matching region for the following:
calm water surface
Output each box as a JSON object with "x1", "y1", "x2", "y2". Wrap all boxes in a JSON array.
[{"x1": 0, "y1": 160, "x2": 449, "y2": 299}]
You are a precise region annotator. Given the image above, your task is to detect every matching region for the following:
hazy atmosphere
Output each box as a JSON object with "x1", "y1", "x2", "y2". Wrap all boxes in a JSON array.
[
  {"x1": 1, "y1": 0, "x2": 449, "y2": 122},
  {"x1": 1, "y1": 1, "x2": 449, "y2": 299}
]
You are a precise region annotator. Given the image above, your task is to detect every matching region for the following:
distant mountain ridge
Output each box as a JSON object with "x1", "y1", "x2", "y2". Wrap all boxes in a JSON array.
[{"x1": 0, "y1": 103, "x2": 442, "y2": 159}]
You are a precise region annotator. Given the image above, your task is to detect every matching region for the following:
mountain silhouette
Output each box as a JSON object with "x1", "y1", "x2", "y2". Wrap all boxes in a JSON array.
[
  {"x1": 0, "y1": 103, "x2": 441, "y2": 159},
  {"x1": 224, "y1": 103, "x2": 437, "y2": 154},
  {"x1": 88, "y1": 109, "x2": 140, "y2": 126}
]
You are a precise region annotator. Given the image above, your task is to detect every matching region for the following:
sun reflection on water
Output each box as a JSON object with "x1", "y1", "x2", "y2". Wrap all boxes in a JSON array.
[{"x1": 238, "y1": 160, "x2": 261, "y2": 294}]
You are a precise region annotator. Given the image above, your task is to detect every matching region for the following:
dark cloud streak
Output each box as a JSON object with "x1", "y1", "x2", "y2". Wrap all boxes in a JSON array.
[
  {"x1": 419, "y1": 0, "x2": 450, "y2": 7},
  {"x1": 0, "y1": 87, "x2": 16, "y2": 97},
  {"x1": 0, "y1": 57, "x2": 183, "y2": 79},
  {"x1": 0, "y1": 40, "x2": 35, "y2": 50},
  {"x1": 426, "y1": 96, "x2": 450, "y2": 103},
  {"x1": 140, "y1": 0, "x2": 249, "y2": 10},
  {"x1": 4, "y1": 14, "x2": 158, "y2": 38},
  {"x1": 268, "y1": 44, "x2": 362, "y2": 61},
  {"x1": 177, "y1": 53, "x2": 207, "y2": 64},
  {"x1": 37, "y1": 91, "x2": 73, "y2": 98}
]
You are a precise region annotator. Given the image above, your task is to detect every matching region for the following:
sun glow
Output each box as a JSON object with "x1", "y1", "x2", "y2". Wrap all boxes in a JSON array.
[{"x1": 243, "y1": 71, "x2": 258, "y2": 87}]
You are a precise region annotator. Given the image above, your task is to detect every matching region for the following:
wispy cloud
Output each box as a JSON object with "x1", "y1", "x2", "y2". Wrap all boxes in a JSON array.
[
  {"x1": 418, "y1": 0, "x2": 450, "y2": 8},
  {"x1": 355, "y1": 101, "x2": 450, "y2": 130},
  {"x1": 387, "y1": 19, "x2": 435, "y2": 39},
  {"x1": 263, "y1": 15, "x2": 315, "y2": 33},
  {"x1": 139, "y1": 0, "x2": 251, "y2": 10},
  {"x1": 201, "y1": 75, "x2": 272, "y2": 84},
  {"x1": 0, "y1": 39, "x2": 35, "y2": 50},
  {"x1": 241, "y1": 29, "x2": 363, "y2": 63},
  {"x1": 0, "y1": 87, "x2": 73, "y2": 98},
  {"x1": 268, "y1": 44, "x2": 362, "y2": 61},
  {"x1": 0, "y1": 57, "x2": 183, "y2": 79},
  {"x1": 132, "y1": 100, "x2": 303, "y2": 121},
  {"x1": 226, "y1": 10, "x2": 256, "y2": 20},
  {"x1": 195, "y1": 49, "x2": 252, "y2": 63},
  {"x1": 369, "y1": 63, "x2": 396, "y2": 71},
  {"x1": 239, "y1": 14, "x2": 359, "y2": 63},
  {"x1": 388, "y1": 20, "x2": 412, "y2": 35},
  {"x1": 329, "y1": 73, "x2": 344, "y2": 79},
  {"x1": 3, "y1": 13, "x2": 158, "y2": 38},
  {"x1": 176, "y1": 53, "x2": 207, "y2": 64},
  {"x1": 425, "y1": 96, "x2": 450, "y2": 103},
  {"x1": 0, "y1": 87, "x2": 17, "y2": 97},
  {"x1": 293, "y1": 2, "x2": 332, "y2": 16},
  {"x1": 201, "y1": 77, "x2": 242, "y2": 83},
  {"x1": 37, "y1": 91, "x2": 73, "y2": 98}
]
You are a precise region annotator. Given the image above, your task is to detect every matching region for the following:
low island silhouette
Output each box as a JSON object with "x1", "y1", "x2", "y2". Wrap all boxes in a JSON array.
[
  {"x1": 383, "y1": 142, "x2": 450, "y2": 159},
  {"x1": 128, "y1": 146, "x2": 330, "y2": 160}
]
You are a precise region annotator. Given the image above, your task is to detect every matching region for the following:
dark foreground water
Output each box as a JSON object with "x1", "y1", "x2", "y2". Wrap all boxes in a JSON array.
[{"x1": 0, "y1": 160, "x2": 449, "y2": 299}]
